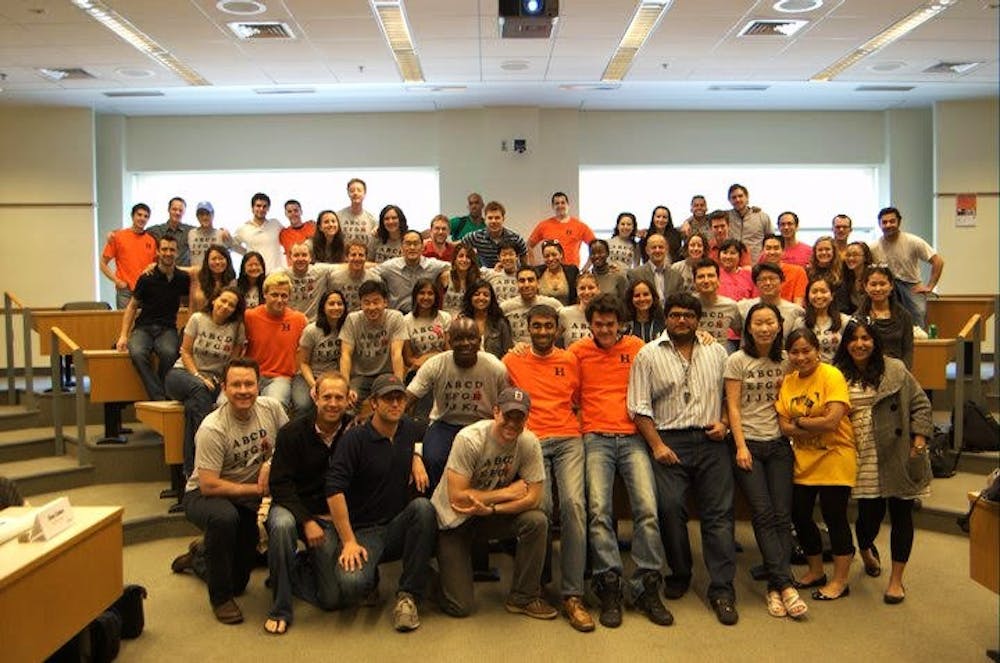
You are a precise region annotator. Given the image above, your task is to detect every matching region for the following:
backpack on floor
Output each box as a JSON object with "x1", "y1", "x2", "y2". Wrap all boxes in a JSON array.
[
  {"x1": 111, "y1": 584, "x2": 148, "y2": 639},
  {"x1": 87, "y1": 609, "x2": 122, "y2": 663},
  {"x1": 958, "y1": 400, "x2": 1000, "y2": 452},
  {"x1": 930, "y1": 427, "x2": 957, "y2": 479}
]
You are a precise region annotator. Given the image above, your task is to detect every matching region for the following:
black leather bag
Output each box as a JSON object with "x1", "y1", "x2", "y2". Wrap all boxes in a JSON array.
[{"x1": 111, "y1": 584, "x2": 148, "y2": 639}]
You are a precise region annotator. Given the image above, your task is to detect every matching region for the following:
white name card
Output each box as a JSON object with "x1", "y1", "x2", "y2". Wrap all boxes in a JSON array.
[{"x1": 23, "y1": 497, "x2": 74, "y2": 542}]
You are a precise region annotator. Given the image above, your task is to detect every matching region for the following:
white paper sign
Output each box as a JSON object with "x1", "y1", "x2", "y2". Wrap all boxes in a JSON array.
[{"x1": 26, "y1": 497, "x2": 74, "y2": 542}]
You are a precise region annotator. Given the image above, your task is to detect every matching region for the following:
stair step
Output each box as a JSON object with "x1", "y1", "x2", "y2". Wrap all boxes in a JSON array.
[
  {"x1": 0, "y1": 404, "x2": 42, "y2": 431},
  {"x1": 912, "y1": 470, "x2": 992, "y2": 536},
  {"x1": 0, "y1": 456, "x2": 94, "y2": 496},
  {"x1": 0, "y1": 426, "x2": 56, "y2": 463}
]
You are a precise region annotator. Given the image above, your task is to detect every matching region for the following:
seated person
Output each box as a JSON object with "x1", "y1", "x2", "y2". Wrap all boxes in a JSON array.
[
  {"x1": 339, "y1": 280, "x2": 407, "y2": 407},
  {"x1": 244, "y1": 272, "x2": 308, "y2": 408}
]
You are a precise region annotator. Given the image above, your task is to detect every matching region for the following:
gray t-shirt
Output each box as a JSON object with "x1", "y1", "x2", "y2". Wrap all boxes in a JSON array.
[
  {"x1": 738, "y1": 298, "x2": 805, "y2": 339},
  {"x1": 558, "y1": 305, "x2": 591, "y2": 347},
  {"x1": 501, "y1": 295, "x2": 563, "y2": 344},
  {"x1": 672, "y1": 260, "x2": 696, "y2": 294},
  {"x1": 339, "y1": 309, "x2": 408, "y2": 377},
  {"x1": 173, "y1": 312, "x2": 246, "y2": 380},
  {"x1": 368, "y1": 237, "x2": 402, "y2": 264},
  {"x1": 185, "y1": 396, "x2": 289, "y2": 506},
  {"x1": 407, "y1": 351, "x2": 509, "y2": 425},
  {"x1": 607, "y1": 236, "x2": 638, "y2": 272},
  {"x1": 188, "y1": 227, "x2": 233, "y2": 267},
  {"x1": 404, "y1": 310, "x2": 452, "y2": 357},
  {"x1": 723, "y1": 350, "x2": 786, "y2": 441},
  {"x1": 327, "y1": 266, "x2": 382, "y2": 312},
  {"x1": 814, "y1": 313, "x2": 851, "y2": 364},
  {"x1": 430, "y1": 419, "x2": 545, "y2": 529},
  {"x1": 282, "y1": 263, "x2": 335, "y2": 322},
  {"x1": 298, "y1": 322, "x2": 342, "y2": 377},
  {"x1": 698, "y1": 295, "x2": 743, "y2": 346},
  {"x1": 336, "y1": 206, "x2": 376, "y2": 245},
  {"x1": 484, "y1": 270, "x2": 519, "y2": 303},
  {"x1": 871, "y1": 232, "x2": 935, "y2": 284}
]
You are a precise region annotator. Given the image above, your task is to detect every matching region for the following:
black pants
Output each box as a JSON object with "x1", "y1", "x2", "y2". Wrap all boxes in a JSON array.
[
  {"x1": 855, "y1": 497, "x2": 916, "y2": 563},
  {"x1": 791, "y1": 484, "x2": 854, "y2": 557},
  {"x1": 183, "y1": 490, "x2": 260, "y2": 607}
]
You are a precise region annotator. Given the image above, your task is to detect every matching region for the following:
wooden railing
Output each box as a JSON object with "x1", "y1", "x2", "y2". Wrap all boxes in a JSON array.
[
  {"x1": 3, "y1": 291, "x2": 33, "y2": 408},
  {"x1": 48, "y1": 326, "x2": 89, "y2": 464}
]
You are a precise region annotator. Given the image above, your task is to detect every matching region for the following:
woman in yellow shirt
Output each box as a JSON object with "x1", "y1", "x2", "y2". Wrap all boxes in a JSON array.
[{"x1": 776, "y1": 328, "x2": 855, "y2": 601}]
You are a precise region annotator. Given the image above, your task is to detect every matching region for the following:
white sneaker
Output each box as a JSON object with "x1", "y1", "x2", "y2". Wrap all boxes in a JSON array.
[{"x1": 393, "y1": 592, "x2": 420, "y2": 632}]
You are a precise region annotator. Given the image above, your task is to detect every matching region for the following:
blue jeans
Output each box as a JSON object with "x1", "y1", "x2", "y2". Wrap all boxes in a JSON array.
[
  {"x1": 259, "y1": 375, "x2": 292, "y2": 409},
  {"x1": 290, "y1": 375, "x2": 315, "y2": 416},
  {"x1": 422, "y1": 420, "x2": 465, "y2": 493},
  {"x1": 539, "y1": 436, "x2": 587, "y2": 597},
  {"x1": 733, "y1": 437, "x2": 794, "y2": 591},
  {"x1": 649, "y1": 429, "x2": 736, "y2": 601},
  {"x1": 127, "y1": 324, "x2": 179, "y2": 401},
  {"x1": 115, "y1": 287, "x2": 132, "y2": 310},
  {"x1": 164, "y1": 368, "x2": 218, "y2": 478},
  {"x1": 182, "y1": 489, "x2": 259, "y2": 607},
  {"x1": 585, "y1": 433, "x2": 665, "y2": 598},
  {"x1": 895, "y1": 280, "x2": 927, "y2": 329},
  {"x1": 276, "y1": 499, "x2": 437, "y2": 612}
]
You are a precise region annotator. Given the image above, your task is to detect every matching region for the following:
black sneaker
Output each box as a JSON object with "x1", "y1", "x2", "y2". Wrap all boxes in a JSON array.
[
  {"x1": 711, "y1": 597, "x2": 739, "y2": 626},
  {"x1": 634, "y1": 575, "x2": 674, "y2": 626},
  {"x1": 594, "y1": 571, "x2": 623, "y2": 628},
  {"x1": 662, "y1": 574, "x2": 690, "y2": 600}
]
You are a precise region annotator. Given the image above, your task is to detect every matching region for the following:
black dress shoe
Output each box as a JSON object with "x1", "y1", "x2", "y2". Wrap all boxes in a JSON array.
[
  {"x1": 792, "y1": 574, "x2": 827, "y2": 589},
  {"x1": 812, "y1": 585, "x2": 850, "y2": 601},
  {"x1": 883, "y1": 586, "x2": 905, "y2": 604},
  {"x1": 711, "y1": 597, "x2": 739, "y2": 625}
]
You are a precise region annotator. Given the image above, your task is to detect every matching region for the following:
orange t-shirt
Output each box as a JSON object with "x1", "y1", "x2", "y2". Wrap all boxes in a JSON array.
[
  {"x1": 503, "y1": 348, "x2": 580, "y2": 439},
  {"x1": 279, "y1": 222, "x2": 317, "y2": 266},
  {"x1": 568, "y1": 335, "x2": 644, "y2": 435},
  {"x1": 102, "y1": 229, "x2": 158, "y2": 290},
  {"x1": 244, "y1": 306, "x2": 307, "y2": 378},
  {"x1": 528, "y1": 217, "x2": 595, "y2": 267},
  {"x1": 780, "y1": 263, "x2": 808, "y2": 303}
]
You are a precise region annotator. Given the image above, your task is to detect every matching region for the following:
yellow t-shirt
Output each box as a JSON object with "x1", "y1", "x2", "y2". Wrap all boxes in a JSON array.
[{"x1": 776, "y1": 362, "x2": 856, "y2": 486}]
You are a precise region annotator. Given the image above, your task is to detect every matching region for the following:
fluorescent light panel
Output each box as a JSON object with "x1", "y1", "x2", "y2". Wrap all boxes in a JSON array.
[
  {"x1": 371, "y1": 0, "x2": 424, "y2": 83},
  {"x1": 602, "y1": 0, "x2": 673, "y2": 82},
  {"x1": 811, "y1": 0, "x2": 957, "y2": 82},
  {"x1": 70, "y1": 0, "x2": 210, "y2": 86}
]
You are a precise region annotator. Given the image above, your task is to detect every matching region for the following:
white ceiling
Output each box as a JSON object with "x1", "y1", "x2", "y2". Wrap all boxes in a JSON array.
[{"x1": 0, "y1": 0, "x2": 996, "y2": 115}]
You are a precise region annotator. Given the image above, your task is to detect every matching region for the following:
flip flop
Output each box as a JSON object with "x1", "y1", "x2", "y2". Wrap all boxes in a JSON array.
[{"x1": 264, "y1": 618, "x2": 288, "y2": 635}]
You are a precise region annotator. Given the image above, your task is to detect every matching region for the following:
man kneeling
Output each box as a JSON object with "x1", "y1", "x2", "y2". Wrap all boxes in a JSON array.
[{"x1": 324, "y1": 374, "x2": 437, "y2": 631}]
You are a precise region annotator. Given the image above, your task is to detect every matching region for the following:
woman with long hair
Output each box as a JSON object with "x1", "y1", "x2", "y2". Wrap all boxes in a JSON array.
[
  {"x1": 291, "y1": 289, "x2": 347, "y2": 413},
  {"x1": 777, "y1": 328, "x2": 855, "y2": 601},
  {"x1": 442, "y1": 244, "x2": 480, "y2": 315},
  {"x1": 841, "y1": 241, "x2": 873, "y2": 315},
  {"x1": 369, "y1": 204, "x2": 408, "y2": 263},
  {"x1": 460, "y1": 280, "x2": 513, "y2": 359},
  {"x1": 312, "y1": 209, "x2": 346, "y2": 264},
  {"x1": 833, "y1": 317, "x2": 933, "y2": 605},
  {"x1": 622, "y1": 278, "x2": 665, "y2": 343},
  {"x1": 558, "y1": 272, "x2": 600, "y2": 347},
  {"x1": 404, "y1": 278, "x2": 452, "y2": 372},
  {"x1": 164, "y1": 286, "x2": 246, "y2": 479},
  {"x1": 189, "y1": 244, "x2": 237, "y2": 312},
  {"x1": 808, "y1": 236, "x2": 851, "y2": 313},
  {"x1": 716, "y1": 239, "x2": 756, "y2": 301},
  {"x1": 804, "y1": 276, "x2": 849, "y2": 363},
  {"x1": 236, "y1": 251, "x2": 266, "y2": 309},
  {"x1": 856, "y1": 264, "x2": 913, "y2": 368},
  {"x1": 607, "y1": 212, "x2": 640, "y2": 272},
  {"x1": 534, "y1": 239, "x2": 579, "y2": 306},
  {"x1": 726, "y1": 303, "x2": 807, "y2": 619},
  {"x1": 671, "y1": 233, "x2": 708, "y2": 294},
  {"x1": 640, "y1": 205, "x2": 682, "y2": 264}
]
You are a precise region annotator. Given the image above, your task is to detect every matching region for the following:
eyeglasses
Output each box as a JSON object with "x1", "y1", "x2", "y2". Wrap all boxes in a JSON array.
[{"x1": 666, "y1": 311, "x2": 697, "y2": 321}]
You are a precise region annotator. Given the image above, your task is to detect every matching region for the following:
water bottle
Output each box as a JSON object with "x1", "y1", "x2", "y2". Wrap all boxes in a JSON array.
[{"x1": 928, "y1": 324, "x2": 938, "y2": 339}]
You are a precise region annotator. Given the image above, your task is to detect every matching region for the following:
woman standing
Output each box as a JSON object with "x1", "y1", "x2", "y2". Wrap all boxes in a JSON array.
[
  {"x1": 622, "y1": 278, "x2": 665, "y2": 343},
  {"x1": 841, "y1": 241, "x2": 872, "y2": 314},
  {"x1": 236, "y1": 251, "x2": 266, "y2": 309},
  {"x1": 164, "y1": 286, "x2": 246, "y2": 479},
  {"x1": 461, "y1": 280, "x2": 513, "y2": 359},
  {"x1": 833, "y1": 318, "x2": 933, "y2": 604},
  {"x1": 291, "y1": 289, "x2": 347, "y2": 413},
  {"x1": 588, "y1": 239, "x2": 627, "y2": 301},
  {"x1": 442, "y1": 245, "x2": 480, "y2": 315},
  {"x1": 804, "y1": 277, "x2": 849, "y2": 363},
  {"x1": 777, "y1": 328, "x2": 855, "y2": 601},
  {"x1": 671, "y1": 233, "x2": 708, "y2": 294},
  {"x1": 189, "y1": 244, "x2": 237, "y2": 312},
  {"x1": 369, "y1": 204, "x2": 407, "y2": 263},
  {"x1": 558, "y1": 272, "x2": 599, "y2": 347},
  {"x1": 607, "y1": 212, "x2": 640, "y2": 272},
  {"x1": 807, "y1": 236, "x2": 851, "y2": 313},
  {"x1": 640, "y1": 205, "x2": 682, "y2": 264},
  {"x1": 404, "y1": 278, "x2": 452, "y2": 373},
  {"x1": 312, "y1": 210, "x2": 346, "y2": 264},
  {"x1": 726, "y1": 303, "x2": 807, "y2": 618},
  {"x1": 857, "y1": 264, "x2": 914, "y2": 368},
  {"x1": 717, "y1": 239, "x2": 756, "y2": 301},
  {"x1": 534, "y1": 239, "x2": 579, "y2": 306}
]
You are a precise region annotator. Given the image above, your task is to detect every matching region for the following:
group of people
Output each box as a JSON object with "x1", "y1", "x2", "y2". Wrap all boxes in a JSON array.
[{"x1": 99, "y1": 179, "x2": 942, "y2": 634}]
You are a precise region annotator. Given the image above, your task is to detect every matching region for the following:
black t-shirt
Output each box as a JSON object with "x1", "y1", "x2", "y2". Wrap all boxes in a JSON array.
[{"x1": 133, "y1": 267, "x2": 190, "y2": 328}]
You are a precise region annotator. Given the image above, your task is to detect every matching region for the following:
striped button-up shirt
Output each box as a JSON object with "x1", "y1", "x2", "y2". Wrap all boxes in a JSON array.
[
  {"x1": 627, "y1": 331, "x2": 728, "y2": 430},
  {"x1": 462, "y1": 227, "x2": 528, "y2": 268}
]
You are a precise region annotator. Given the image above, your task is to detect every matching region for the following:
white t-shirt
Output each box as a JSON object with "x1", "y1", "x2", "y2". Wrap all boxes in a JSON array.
[
  {"x1": 234, "y1": 218, "x2": 284, "y2": 274},
  {"x1": 871, "y1": 232, "x2": 936, "y2": 284}
]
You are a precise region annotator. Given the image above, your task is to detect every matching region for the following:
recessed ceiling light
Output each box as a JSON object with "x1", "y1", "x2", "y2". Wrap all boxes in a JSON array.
[
  {"x1": 867, "y1": 61, "x2": 906, "y2": 72},
  {"x1": 500, "y1": 60, "x2": 530, "y2": 71},
  {"x1": 216, "y1": 0, "x2": 266, "y2": 15},
  {"x1": 115, "y1": 67, "x2": 155, "y2": 78},
  {"x1": 773, "y1": 0, "x2": 823, "y2": 13}
]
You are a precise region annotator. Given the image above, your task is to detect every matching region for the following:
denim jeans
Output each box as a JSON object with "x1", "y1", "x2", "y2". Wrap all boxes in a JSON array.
[
  {"x1": 649, "y1": 429, "x2": 736, "y2": 601},
  {"x1": 421, "y1": 420, "x2": 465, "y2": 493},
  {"x1": 437, "y1": 509, "x2": 548, "y2": 617},
  {"x1": 274, "y1": 498, "x2": 437, "y2": 612},
  {"x1": 733, "y1": 437, "x2": 794, "y2": 591},
  {"x1": 164, "y1": 368, "x2": 218, "y2": 478},
  {"x1": 115, "y1": 287, "x2": 132, "y2": 311},
  {"x1": 127, "y1": 324, "x2": 179, "y2": 401},
  {"x1": 538, "y1": 436, "x2": 587, "y2": 597},
  {"x1": 290, "y1": 375, "x2": 316, "y2": 417},
  {"x1": 182, "y1": 489, "x2": 260, "y2": 607},
  {"x1": 895, "y1": 279, "x2": 927, "y2": 329},
  {"x1": 259, "y1": 375, "x2": 292, "y2": 409},
  {"x1": 585, "y1": 433, "x2": 665, "y2": 598}
]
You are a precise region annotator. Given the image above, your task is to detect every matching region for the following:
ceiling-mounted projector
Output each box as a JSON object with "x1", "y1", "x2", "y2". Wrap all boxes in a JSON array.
[{"x1": 499, "y1": 0, "x2": 559, "y2": 39}]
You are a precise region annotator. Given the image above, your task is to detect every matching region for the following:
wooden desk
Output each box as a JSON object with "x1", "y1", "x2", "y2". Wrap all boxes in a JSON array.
[
  {"x1": 912, "y1": 339, "x2": 957, "y2": 390},
  {"x1": 968, "y1": 492, "x2": 999, "y2": 595},
  {"x1": 135, "y1": 400, "x2": 185, "y2": 465},
  {"x1": 0, "y1": 506, "x2": 123, "y2": 662},
  {"x1": 928, "y1": 296, "x2": 995, "y2": 339},
  {"x1": 32, "y1": 308, "x2": 192, "y2": 355},
  {"x1": 83, "y1": 350, "x2": 149, "y2": 403}
]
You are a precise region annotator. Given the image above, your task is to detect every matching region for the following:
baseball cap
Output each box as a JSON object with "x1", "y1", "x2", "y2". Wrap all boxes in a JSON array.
[
  {"x1": 497, "y1": 387, "x2": 531, "y2": 415},
  {"x1": 196, "y1": 201, "x2": 214, "y2": 214},
  {"x1": 371, "y1": 374, "x2": 406, "y2": 397}
]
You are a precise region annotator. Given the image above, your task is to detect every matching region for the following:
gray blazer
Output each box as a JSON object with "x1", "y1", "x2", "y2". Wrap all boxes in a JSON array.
[{"x1": 627, "y1": 262, "x2": 684, "y2": 301}]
